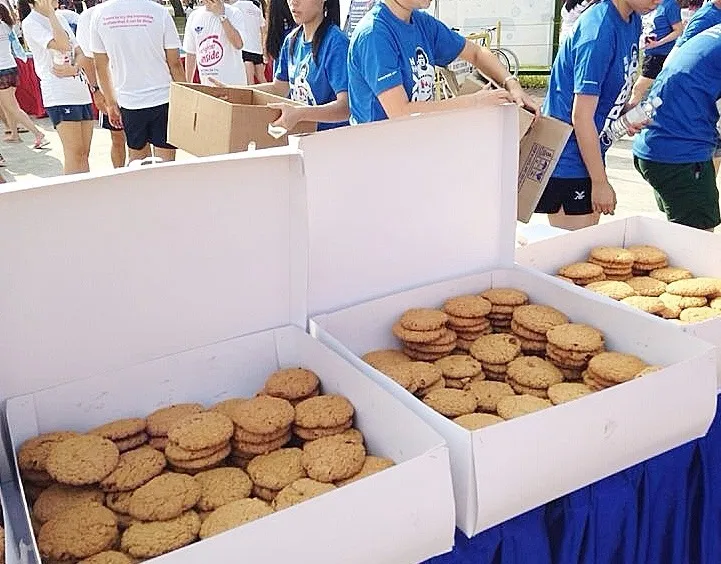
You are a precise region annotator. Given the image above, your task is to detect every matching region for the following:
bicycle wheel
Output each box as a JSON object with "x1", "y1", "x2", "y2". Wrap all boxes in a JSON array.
[{"x1": 497, "y1": 47, "x2": 520, "y2": 77}]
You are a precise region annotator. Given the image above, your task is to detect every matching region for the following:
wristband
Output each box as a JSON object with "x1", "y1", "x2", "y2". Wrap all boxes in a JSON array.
[
  {"x1": 219, "y1": 14, "x2": 228, "y2": 22},
  {"x1": 503, "y1": 75, "x2": 519, "y2": 89}
]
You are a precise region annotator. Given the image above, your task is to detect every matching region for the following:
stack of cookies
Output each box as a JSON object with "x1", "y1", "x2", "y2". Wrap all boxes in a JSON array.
[
  {"x1": 479, "y1": 288, "x2": 530, "y2": 333},
  {"x1": 585, "y1": 280, "x2": 636, "y2": 301},
  {"x1": 665, "y1": 278, "x2": 721, "y2": 323},
  {"x1": 511, "y1": 304, "x2": 569, "y2": 356},
  {"x1": 392, "y1": 308, "x2": 456, "y2": 361},
  {"x1": 434, "y1": 355, "x2": 484, "y2": 389},
  {"x1": 557, "y1": 262, "x2": 606, "y2": 285},
  {"x1": 505, "y1": 356, "x2": 563, "y2": 398},
  {"x1": 165, "y1": 412, "x2": 235, "y2": 474},
  {"x1": 90, "y1": 418, "x2": 148, "y2": 453},
  {"x1": 382, "y1": 361, "x2": 445, "y2": 397},
  {"x1": 545, "y1": 324, "x2": 605, "y2": 381},
  {"x1": 441, "y1": 295, "x2": 492, "y2": 351},
  {"x1": 588, "y1": 247, "x2": 635, "y2": 281},
  {"x1": 361, "y1": 349, "x2": 411, "y2": 373},
  {"x1": 469, "y1": 333, "x2": 522, "y2": 381},
  {"x1": 262, "y1": 368, "x2": 320, "y2": 405},
  {"x1": 583, "y1": 352, "x2": 650, "y2": 391},
  {"x1": 228, "y1": 396, "x2": 294, "y2": 462},
  {"x1": 17, "y1": 431, "x2": 80, "y2": 501},
  {"x1": 293, "y1": 395, "x2": 354, "y2": 440},
  {"x1": 246, "y1": 448, "x2": 306, "y2": 501},
  {"x1": 146, "y1": 403, "x2": 205, "y2": 452},
  {"x1": 301, "y1": 434, "x2": 367, "y2": 484},
  {"x1": 627, "y1": 245, "x2": 668, "y2": 276}
]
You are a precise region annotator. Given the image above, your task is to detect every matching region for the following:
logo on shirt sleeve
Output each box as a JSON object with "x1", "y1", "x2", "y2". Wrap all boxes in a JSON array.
[
  {"x1": 198, "y1": 35, "x2": 224, "y2": 67},
  {"x1": 410, "y1": 47, "x2": 434, "y2": 102}
]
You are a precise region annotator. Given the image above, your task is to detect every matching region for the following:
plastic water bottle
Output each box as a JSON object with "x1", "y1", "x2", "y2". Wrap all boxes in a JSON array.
[{"x1": 608, "y1": 97, "x2": 663, "y2": 142}]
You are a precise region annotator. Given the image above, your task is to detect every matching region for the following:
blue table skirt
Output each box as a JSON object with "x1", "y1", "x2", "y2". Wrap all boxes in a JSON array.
[{"x1": 429, "y1": 394, "x2": 721, "y2": 564}]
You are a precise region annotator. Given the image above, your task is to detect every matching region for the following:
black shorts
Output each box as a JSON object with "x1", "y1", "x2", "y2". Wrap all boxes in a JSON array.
[
  {"x1": 119, "y1": 103, "x2": 174, "y2": 150},
  {"x1": 99, "y1": 112, "x2": 123, "y2": 132},
  {"x1": 535, "y1": 176, "x2": 593, "y2": 215},
  {"x1": 641, "y1": 54, "x2": 667, "y2": 79},
  {"x1": 242, "y1": 51, "x2": 263, "y2": 65}
]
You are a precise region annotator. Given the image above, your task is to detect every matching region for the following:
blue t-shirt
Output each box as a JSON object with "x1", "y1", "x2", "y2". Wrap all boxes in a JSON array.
[
  {"x1": 544, "y1": 0, "x2": 641, "y2": 178},
  {"x1": 633, "y1": 25, "x2": 721, "y2": 164},
  {"x1": 644, "y1": 0, "x2": 682, "y2": 56},
  {"x1": 675, "y1": 1, "x2": 721, "y2": 49},
  {"x1": 276, "y1": 25, "x2": 350, "y2": 130},
  {"x1": 347, "y1": 2, "x2": 465, "y2": 124}
]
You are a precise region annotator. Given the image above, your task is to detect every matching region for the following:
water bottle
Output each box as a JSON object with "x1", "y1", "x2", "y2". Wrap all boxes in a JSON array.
[{"x1": 607, "y1": 97, "x2": 663, "y2": 142}]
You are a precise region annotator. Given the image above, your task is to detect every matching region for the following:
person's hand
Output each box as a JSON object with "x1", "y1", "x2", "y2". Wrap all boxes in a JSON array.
[
  {"x1": 469, "y1": 88, "x2": 514, "y2": 108},
  {"x1": 507, "y1": 80, "x2": 541, "y2": 115},
  {"x1": 107, "y1": 101, "x2": 122, "y2": 129},
  {"x1": 34, "y1": 0, "x2": 56, "y2": 17},
  {"x1": 93, "y1": 90, "x2": 108, "y2": 113},
  {"x1": 644, "y1": 39, "x2": 661, "y2": 50},
  {"x1": 206, "y1": 0, "x2": 224, "y2": 16},
  {"x1": 591, "y1": 179, "x2": 617, "y2": 215},
  {"x1": 51, "y1": 63, "x2": 77, "y2": 77},
  {"x1": 269, "y1": 102, "x2": 302, "y2": 131}
]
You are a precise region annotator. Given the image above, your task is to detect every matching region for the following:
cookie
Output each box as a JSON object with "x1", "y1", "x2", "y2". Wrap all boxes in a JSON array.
[
  {"x1": 452, "y1": 412, "x2": 504, "y2": 430},
  {"x1": 99, "y1": 446, "x2": 166, "y2": 492},
  {"x1": 558, "y1": 262, "x2": 605, "y2": 281},
  {"x1": 469, "y1": 334, "x2": 522, "y2": 364},
  {"x1": 667, "y1": 277, "x2": 721, "y2": 297},
  {"x1": 194, "y1": 467, "x2": 253, "y2": 511},
  {"x1": 385, "y1": 361, "x2": 442, "y2": 391},
  {"x1": 272, "y1": 478, "x2": 336, "y2": 510},
  {"x1": 128, "y1": 473, "x2": 201, "y2": 521},
  {"x1": 506, "y1": 356, "x2": 563, "y2": 389},
  {"x1": 587, "y1": 352, "x2": 649, "y2": 384},
  {"x1": 443, "y1": 295, "x2": 492, "y2": 318},
  {"x1": 263, "y1": 368, "x2": 320, "y2": 402},
  {"x1": 627, "y1": 245, "x2": 667, "y2": 265},
  {"x1": 479, "y1": 288, "x2": 529, "y2": 306},
  {"x1": 402, "y1": 347, "x2": 446, "y2": 362},
  {"x1": 165, "y1": 441, "x2": 228, "y2": 462},
  {"x1": 625, "y1": 276, "x2": 667, "y2": 297},
  {"x1": 512, "y1": 305, "x2": 569, "y2": 335},
  {"x1": 447, "y1": 314, "x2": 491, "y2": 329},
  {"x1": 547, "y1": 382, "x2": 593, "y2": 405},
  {"x1": 423, "y1": 389, "x2": 477, "y2": 417},
  {"x1": 496, "y1": 395, "x2": 552, "y2": 420},
  {"x1": 335, "y1": 456, "x2": 395, "y2": 486},
  {"x1": 508, "y1": 380, "x2": 549, "y2": 398},
  {"x1": 392, "y1": 323, "x2": 444, "y2": 344},
  {"x1": 46, "y1": 435, "x2": 120, "y2": 486},
  {"x1": 605, "y1": 273, "x2": 634, "y2": 282},
  {"x1": 398, "y1": 308, "x2": 448, "y2": 331},
  {"x1": 679, "y1": 306, "x2": 721, "y2": 323},
  {"x1": 621, "y1": 295, "x2": 665, "y2": 314},
  {"x1": 34, "y1": 484, "x2": 105, "y2": 524},
  {"x1": 560, "y1": 367, "x2": 586, "y2": 382},
  {"x1": 253, "y1": 484, "x2": 281, "y2": 501},
  {"x1": 301, "y1": 435, "x2": 366, "y2": 483},
  {"x1": 519, "y1": 337, "x2": 548, "y2": 354},
  {"x1": 209, "y1": 398, "x2": 247, "y2": 418},
  {"x1": 589, "y1": 246, "x2": 635, "y2": 266},
  {"x1": 659, "y1": 292, "x2": 708, "y2": 309},
  {"x1": 246, "y1": 447, "x2": 306, "y2": 491},
  {"x1": 434, "y1": 355, "x2": 484, "y2": 380},
  {"x1": 294, "y1": 420, "x2": 353, "y2": 441},
  {"x1": 585, "y1": 280, "x2": 636, "y2": 300},
  {"x1": 167, "y1": 411, "x2": 234, "y2": 452},
  {"x1": 361, "y1": 349, "x2": 411, "y2": 372},
  {"x1": 658, "y1": 303, "x2": 683, "y2": 319},
  {"x1": 91, "y1": 418, "x2": 147, "y2": 441},
  {"x1": 294, "y1": 395, "x2": 354, "y2": 431},
  {"x1": 18, "y1": 431, "x2": 80, "y2": 473},
  {"x1": 169, "y1": 444, "x2": 231, "y2": 471},
  {"x1": 79, "y1": 551, "x2": 135, "y2": 564},
  {"x1": 710, "y1": 297, "x2": 721, "y2": 311},
  {"x1": 114, "y1": 433, "x2": 149, "y2": 452},
  {"x1": 121, "y1": 511, "x2": 200, "y2": 558},
  {"x1": 232, "y1": 432, "x2": 291, "y2": 456},
  {"x1": 510, "y1": 320, "x2": 547, "y2": 341},
  {"x1": 199, "y1": 498, "x2": 273, "y2": 539},
  {"x1": 546, "y1": 323, "x2": 604, "y2": 353},
  {"x1": 38, "y1": 504, "x2": 118, "y2": 561},
  {"x1": 146, "y1": 404, "x2": 205, "y2": 438},
  {"x1": 404, "y1": 340, "x2": 457, "y2": 354},
  {"x1": 21, "y1": 469, "x2": 53, "y2": 486},
  {"x1": 465, "y1": 380, "x2": 515, "y2": 412},
  {"x1": 649, "y1": 267, "x2": 694, "y2": 284},
  {"x1": 105, "y1": 491, "x2": 133, "y2": 515},
  {"x1": 232, "y1": 395, "x2": 294, "y2": 435},
  {"x1": 148, "y1": 437, "x2": 168, "y2": 451}
]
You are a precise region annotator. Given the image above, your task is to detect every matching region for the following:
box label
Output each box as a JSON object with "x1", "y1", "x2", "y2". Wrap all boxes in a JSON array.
[{"x1": 518, "y1": 142, "x2": 554, "y2": 188}]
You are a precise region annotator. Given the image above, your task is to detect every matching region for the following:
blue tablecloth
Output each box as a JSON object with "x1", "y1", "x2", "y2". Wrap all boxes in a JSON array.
[{"x1": 429, "y1": 394, "x2": 721, "y2": 564}]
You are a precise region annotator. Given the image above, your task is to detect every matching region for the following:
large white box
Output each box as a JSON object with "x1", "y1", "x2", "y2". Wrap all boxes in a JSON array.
[
  {"x1": 516, "y1": 216, "x2": 721, "y2": 388},
  {"x1": 0, "y1": 150, "x2": 455, "y2": 563},
  {"x1": 300, "y1": 107, "x2": 718, "y2": 536}
]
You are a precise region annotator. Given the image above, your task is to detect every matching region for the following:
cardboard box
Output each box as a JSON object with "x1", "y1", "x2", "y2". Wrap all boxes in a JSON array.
[
  {"x1": 0, "y1": 150, "x2": 455, "y2": 563},
  {"x1": 167, "y1": 83, "x2": 316, "y2": 157},
  {"x1": 516, "y1": 216, "x2": 721, "y2": 388},
  {"x1": 296, "y1": 106, "x2": 717, "y2": 536}
]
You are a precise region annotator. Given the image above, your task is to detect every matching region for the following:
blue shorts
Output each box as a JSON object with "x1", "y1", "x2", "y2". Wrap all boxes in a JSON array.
[{"x1": 46, "y1": 104, "x2": 93, "y2": 128}]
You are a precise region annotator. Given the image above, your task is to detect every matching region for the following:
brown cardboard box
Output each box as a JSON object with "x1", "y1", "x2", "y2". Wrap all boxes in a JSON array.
[{"x1": 167, "y1": 83, "x2": 317, "y2": 156}]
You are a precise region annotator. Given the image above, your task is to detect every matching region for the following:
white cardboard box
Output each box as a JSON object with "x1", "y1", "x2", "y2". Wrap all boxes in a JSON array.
[
  {"x1": 0, "y1": 150, "x2": 455, "y2": 563},
  {"x1": 515, "y1": 216, "x2": 721, "y2": 388},
  {"x1": 299, "y1": 106, "x2": 718, "y2": 536}
]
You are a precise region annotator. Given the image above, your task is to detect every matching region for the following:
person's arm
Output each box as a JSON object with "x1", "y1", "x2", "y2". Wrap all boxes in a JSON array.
[
  {"x1": 572, "y1": 94, "x2": 615, "y2": 215},
  {"x1": 212, "y1": 1, "x2": 243, "y2": 50},
  {"x1": 645, "y1": 20, "x2": 684, "y2": 49},
  {"x1": 33, "y1": 0, "x2": 72, "y2": 51},
  {"x1": 270, "y1": 91, "x2": 349, "y2": 128},
  {"x1": 165, "y1": 48, "x2": 185, "y2": 82},
  {"x1": 94, "y1": 51, "x2": 122, "y2": 127},
  {"x1": 208, "y1": 75, "x2": 288, "y2": 95},
  {"x1": 378, "y1": 85, "x2": 512, "y2": 118},
  {"x1": 184, "y1": 52, "x2": 196, "y2": 82}
]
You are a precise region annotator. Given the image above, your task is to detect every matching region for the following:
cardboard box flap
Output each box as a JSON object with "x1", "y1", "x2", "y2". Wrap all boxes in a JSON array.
[
  {"x1": 295, "y1": 105, "x2": 519, "y2": 317},
  {"x1": 0, "y1": 151, "x2": 308, "y2": 401}
]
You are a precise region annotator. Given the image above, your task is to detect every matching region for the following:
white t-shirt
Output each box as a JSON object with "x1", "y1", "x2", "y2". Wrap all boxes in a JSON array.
[
  {"x1": 183, "y1": 5, "x2": 247, "y2": 85},
  {"x1": 0, "y1": 22, "x2": 15, "y2": 70},
  {"x1": 90, "y1": 0, "x2": 181, "y2": 109},
  {"x1": 232, "y1": 0, "x2": 263, "y2": 54},
  {"x1": 74, "y1": 3, "x2": 97, "y2": 57},
  {"x1": 57, "y1": 8, "x2": 79, "y2": 26},
  {"x1": 559, "y1": 0, "x2": 593, "y2": 43},
  {"x1": 21, "y1": 10, "x2": 91, "y2": 107}
]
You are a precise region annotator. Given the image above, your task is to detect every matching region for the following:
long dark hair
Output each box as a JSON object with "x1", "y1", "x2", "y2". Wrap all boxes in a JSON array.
[
  {"x1": 0, "y1": 4, "x2": 14, "y2": 26},
  {"x1": 288, "y1": 0, "x2": 340, "y2": 62},
  {"x1": 266, "y1": 0, "x2": 294, "y2": 60},
  {"x1": 17, "y1": 0, "x2": 31, "y2": 21},
  {"x1": 564, "y1": 0, "x2": 597, "y2": 11}
]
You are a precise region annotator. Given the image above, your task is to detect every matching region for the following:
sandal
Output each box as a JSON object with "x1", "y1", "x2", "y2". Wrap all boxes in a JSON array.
[{"x1": 34, "y1": 137, "x2": 49, "y2": 149}]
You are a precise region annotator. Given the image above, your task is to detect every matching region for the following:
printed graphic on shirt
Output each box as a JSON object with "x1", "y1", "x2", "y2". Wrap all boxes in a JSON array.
[
  {"x1": 600, "y1": 43, "x2": 640, "y2": 147},
  {"x1": 289, "y1": 58, "x2": 317, "y2": 105},
  {"x1": 198, "y1": 34, "x2": 224, "y2": 68},
  {"x1": 641, "y1": 9, "x2": 657, "y2": 42},
  {"x1": 410, "y1": 47, "x2": 434, "y2": 102}
]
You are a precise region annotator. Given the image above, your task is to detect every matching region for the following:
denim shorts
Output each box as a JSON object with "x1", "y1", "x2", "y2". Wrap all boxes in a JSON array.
[{"x1": 46, "y1": 103, "x2": 94, "y2": 128}]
